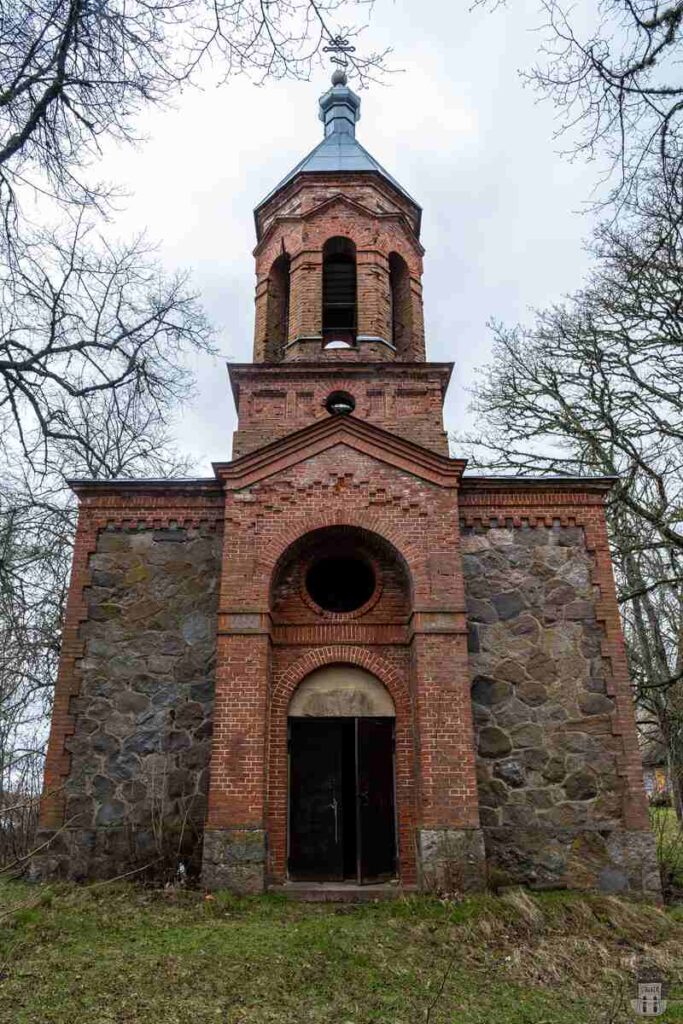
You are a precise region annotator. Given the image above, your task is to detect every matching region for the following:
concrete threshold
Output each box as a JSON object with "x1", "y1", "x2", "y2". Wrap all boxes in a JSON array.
[{"x1": 268, "y1": 880, "x2": 416, "y2": 902}]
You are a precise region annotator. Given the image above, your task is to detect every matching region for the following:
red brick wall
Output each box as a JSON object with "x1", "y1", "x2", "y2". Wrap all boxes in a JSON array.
[
  {"x1": 252, "y1": 175, "x2": 425, "y2": 363},
  {"x1": 207, "y1": 444, "x2": 479, "y2": 887},
  {"x1": 230, "y1": 364, "x2": 451, "y2": 457}
]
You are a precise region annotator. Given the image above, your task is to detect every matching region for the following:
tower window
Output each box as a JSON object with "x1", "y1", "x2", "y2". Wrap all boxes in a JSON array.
[{"x1": 323, "y1": 237, "x2": 356, "y2": 339}]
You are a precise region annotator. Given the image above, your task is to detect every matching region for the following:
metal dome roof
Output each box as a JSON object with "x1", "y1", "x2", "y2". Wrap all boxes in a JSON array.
[{"x1": 254, "y1": 73, "x2": 420, "y2": 224}]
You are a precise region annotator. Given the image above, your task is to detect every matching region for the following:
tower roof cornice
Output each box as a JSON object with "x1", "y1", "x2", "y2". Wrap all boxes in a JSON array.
[{"x1": 252, "y1": 190, "x2": 424, "y2": 258}]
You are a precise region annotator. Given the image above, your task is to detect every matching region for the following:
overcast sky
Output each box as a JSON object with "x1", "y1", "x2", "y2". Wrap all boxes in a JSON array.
[{"x1": 102, "y1": 0, "x2": 601, "y2": 475}]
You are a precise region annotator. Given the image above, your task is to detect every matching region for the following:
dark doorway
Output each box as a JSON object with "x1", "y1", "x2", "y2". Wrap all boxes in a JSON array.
[{"x1": 288, "y1": 717, "x2": 396, "y2": 883}]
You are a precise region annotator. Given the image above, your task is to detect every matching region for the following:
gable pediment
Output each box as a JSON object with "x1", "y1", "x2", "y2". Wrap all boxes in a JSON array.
[
  {"x1": 255, "y1": 192, "x2": 424, "y2": 257},
  {"x1": 213, "y1": 415, "x2": 466, "y2": 490}
]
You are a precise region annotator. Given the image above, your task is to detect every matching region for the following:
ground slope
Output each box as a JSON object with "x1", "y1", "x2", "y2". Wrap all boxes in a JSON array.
[{"x1": 0, "y1": 881, "x2": 681, "y2": 1023}]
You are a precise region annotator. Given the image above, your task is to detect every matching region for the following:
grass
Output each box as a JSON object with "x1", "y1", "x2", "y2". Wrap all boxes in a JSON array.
[{"x1": 0, "y1": 880, "x2": 682, "y2": 1024}]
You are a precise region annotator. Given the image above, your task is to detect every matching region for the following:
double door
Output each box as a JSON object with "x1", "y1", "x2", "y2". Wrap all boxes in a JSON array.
[{"x1": 288, "y1": 717, "x2": 396, "y2": 883}]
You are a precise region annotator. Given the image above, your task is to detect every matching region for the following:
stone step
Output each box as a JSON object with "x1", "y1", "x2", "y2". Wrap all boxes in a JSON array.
[{"x1": 268, "y1": 881, "x2": 417, "y2": 903}]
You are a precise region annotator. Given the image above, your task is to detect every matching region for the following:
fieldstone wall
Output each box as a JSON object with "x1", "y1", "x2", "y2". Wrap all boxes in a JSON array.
[
  {"x1": 463, "y1": 523, "x2": 659, "y2": 896},
  {"x1": 32, "y1": 524, "x2": 221, "y2": 880}
]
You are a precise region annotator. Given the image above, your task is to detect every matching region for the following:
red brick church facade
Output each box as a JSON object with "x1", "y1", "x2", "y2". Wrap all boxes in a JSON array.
[{"x1": 34, "y1": 74, "x2": 660, "y2": 897}]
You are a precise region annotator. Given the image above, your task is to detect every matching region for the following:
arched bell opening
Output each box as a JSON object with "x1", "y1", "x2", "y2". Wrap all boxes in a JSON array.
[
  {"x1": 265, "y1": 252, "x2": 291, "y2": 362},
  {"x1": 322, "y1": 236, "x2": 357, "y2": 348},
  {"x1": 287, "y1": 666, "x2": 397, "y2": 883}
]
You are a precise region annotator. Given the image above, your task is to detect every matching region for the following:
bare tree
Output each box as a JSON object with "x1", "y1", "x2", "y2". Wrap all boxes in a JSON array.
[
  {"x1": 474, "y1": 0, "x2": 683, "y2": 207},
  {"x1": 0, "y1": 214, "x2": 215, "y2": 469},
  {"x1": 0, "y1": 0, "x2": 388, "y2": 235},
  {"x1": 0, "y1": 0, "x2": 387, "y2": 462},
  {"x1": 461, "y1": 185, "x2": 683, "y2": 818}
]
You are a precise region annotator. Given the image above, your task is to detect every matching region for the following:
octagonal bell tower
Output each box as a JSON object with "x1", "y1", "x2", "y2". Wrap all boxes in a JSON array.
[{"x1": 252, "y1": 70, "x2": 426, "y2": 364}]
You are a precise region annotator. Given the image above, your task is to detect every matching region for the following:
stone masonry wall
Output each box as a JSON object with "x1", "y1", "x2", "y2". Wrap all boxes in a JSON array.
[
  {"x1": 33, "y1": 524, "x2": 221, "y2": 880},
  {"x1": 463, "y1": 522, "x2": 659, "y2": 896}
]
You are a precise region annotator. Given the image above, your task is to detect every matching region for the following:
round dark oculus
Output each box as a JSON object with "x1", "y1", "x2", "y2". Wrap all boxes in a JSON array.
[
  {"x1": 305, "y1": 556, "x2": 375, "y2": 614},
  {"x1": 325, "y1": 390, "x2": 355, "y2": 416}
]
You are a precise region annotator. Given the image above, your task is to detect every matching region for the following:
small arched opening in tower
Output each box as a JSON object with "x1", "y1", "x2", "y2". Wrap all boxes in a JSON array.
[
  {"x1": 322, "y1": 236, "x2": 357, "y2": 348},
  {"x1": 265, "y1": 252, "x2": 291, "y2": 362},
  {"x1": 389, "y1": 252, "x2": 413, "y2": 358}
]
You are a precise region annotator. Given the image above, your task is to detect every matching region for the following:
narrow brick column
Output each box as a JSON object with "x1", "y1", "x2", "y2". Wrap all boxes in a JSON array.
[
  {"x1": 203, "y1": 631, "x2": 270, "y2": 892},
  {"x1": 202, "y1": 496, "x2": 272, "y2": 893},
  {"x1": 253, "y1": 275, "x2": 269, "y2": 362},
  {"x1": 411, "y1": 510, "x2": 486, "y2": 893},
  {"x1": 585, "y1": 512, "x2": 651, "y2": 831},
  {"x1": 356, "y1": 250, "x2": 391, "y2": 344},
  {"x1": 412, "y1": 628, "x2": 486, "y2": 892},
  {"x1": 287, "y1": 249, "x2": 323, "y2": 346},
  {"x1": 409, "y1": 277, "x2": 426, "y2": 360},
  {"x1": 39, "y1": 511, "x2": 98, "y2": 829}
]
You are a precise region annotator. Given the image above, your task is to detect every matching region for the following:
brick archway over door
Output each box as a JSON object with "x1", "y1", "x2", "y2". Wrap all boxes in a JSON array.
[{"x1": 267, "y1": 646, "x2": 417, "y2": 885}]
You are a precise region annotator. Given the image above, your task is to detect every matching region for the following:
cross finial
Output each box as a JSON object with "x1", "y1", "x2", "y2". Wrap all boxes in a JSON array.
[{"x1": 323, "y1": 35, "x2": 356, "y2": 85}]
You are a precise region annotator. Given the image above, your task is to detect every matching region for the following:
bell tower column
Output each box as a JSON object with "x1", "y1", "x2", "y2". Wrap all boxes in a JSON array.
[
  {"x1": 288, "y1": 249, "x2": 323, "y2": 351},
  {"x1": 356, "y1": 249, "x2": 392, "y2": 348},
  {"x1": 410, "y1": 504, "x2": 486, "y2": 892}
]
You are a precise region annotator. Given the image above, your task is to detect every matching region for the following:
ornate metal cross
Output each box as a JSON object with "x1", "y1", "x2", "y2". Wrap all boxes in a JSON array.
[{"x1": 323, "y1": 35, "x2": 356, "y2": 69}]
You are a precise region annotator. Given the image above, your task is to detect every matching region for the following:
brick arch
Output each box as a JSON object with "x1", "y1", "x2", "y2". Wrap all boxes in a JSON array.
[
  {"x1": 266, "y1": 646, "x2": 417, "y2": 885},
  {"x1": 256, "y1": 512, "x2": 426, "y2": 604},
  {"x1": 272, "y1": 646, "x2": 408, "y2": 713}
]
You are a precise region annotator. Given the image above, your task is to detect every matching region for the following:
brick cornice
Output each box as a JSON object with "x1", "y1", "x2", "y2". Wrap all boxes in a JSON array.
[
  {"x1": 254, "y1": 192, "x2": 424, "y2": 257},
  {"x1": 254, "y1": 171, "x2": 422, "y2": 241},
  {"x1": 227, "y1": 361, "x2": 453, "y2": 407},
  {"x1": 214, "y1": 414, "x2": 467, "y2": 490},
  {"x1": 66, "y1": 480, "x2": 225, "y2": 528},
  {"x1": 458, "y1": 475, "x2": 615, "y2": 526}
]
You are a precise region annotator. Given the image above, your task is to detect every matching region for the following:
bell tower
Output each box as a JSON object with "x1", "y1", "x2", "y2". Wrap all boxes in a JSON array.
[
  {"x1": 252, "y1": 69, "x2": 425, "y2": 363},
  {"x1": 230, "y1": 70, "x2": 451, "y2": 458}
]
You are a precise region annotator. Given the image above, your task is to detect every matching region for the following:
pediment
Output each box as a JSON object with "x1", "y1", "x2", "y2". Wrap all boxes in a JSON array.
[
  {"x1": 255, "y1": 192, "x2": 424, "y2": 257},
  {"x1": 213, "y1": 415, "x2": 466, "y2": 490}
]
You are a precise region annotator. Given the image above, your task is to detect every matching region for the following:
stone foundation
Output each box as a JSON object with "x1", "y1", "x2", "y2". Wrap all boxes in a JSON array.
[
  {"x1": 201, "y1": 828, "x2": 267, "y2": 893},
  {"x1": 416, "y1": 828, "x2": 487, "y2": 894},
  {"x1": 483, "y1": 827, "x2": 660, "y2": 897},
  {"x1": 26, "y1": 825, "x2": 192, "y2": 882}
]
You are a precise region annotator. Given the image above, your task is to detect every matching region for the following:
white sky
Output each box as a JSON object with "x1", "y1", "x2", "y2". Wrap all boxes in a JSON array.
[{"x1": 102, "y1": 0, "x2": 601, "y2": 475}]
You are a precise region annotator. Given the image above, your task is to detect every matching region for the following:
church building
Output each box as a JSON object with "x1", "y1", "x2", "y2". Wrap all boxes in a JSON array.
[{"x1": 33, "y1": 73, "x2": 661, "y2": 897}]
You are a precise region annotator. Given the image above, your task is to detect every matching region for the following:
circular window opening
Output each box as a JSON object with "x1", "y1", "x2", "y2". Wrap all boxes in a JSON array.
[
  {"x1": 325, "y1": 390, "x2": 355, "y2": 416},
  {"x1": 305, "y1": 556, "x2": 375, "y2": 614}
]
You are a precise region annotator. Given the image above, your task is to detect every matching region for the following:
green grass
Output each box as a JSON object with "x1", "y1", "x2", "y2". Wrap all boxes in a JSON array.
[{"x1": 0, "y1": 881, "x2": 682, "y2": 1023}]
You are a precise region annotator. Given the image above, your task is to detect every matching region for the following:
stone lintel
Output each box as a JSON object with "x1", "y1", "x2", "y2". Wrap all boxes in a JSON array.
[{"x1": 410, "y1": 610, "x2": 466, "y2": 635}]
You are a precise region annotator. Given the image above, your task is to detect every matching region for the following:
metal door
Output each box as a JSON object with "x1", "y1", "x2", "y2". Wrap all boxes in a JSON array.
[
  {"x1": 357, "y1": 717, "x2": 396, "y2": 883},
  {"x1": 288, "y1": 719, "x2": 344, "y2": 881}
]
